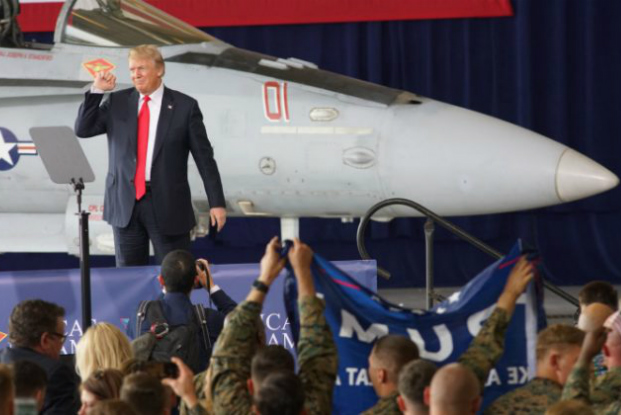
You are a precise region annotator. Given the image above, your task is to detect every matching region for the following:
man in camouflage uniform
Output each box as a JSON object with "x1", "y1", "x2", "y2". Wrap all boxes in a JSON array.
[
  {"x1": 178, "y1": 316, "x2": 267, "y2": 415},
  {"x1": 562, "y1": 311, "x2": 621, "y2": 415},
  {"x1": 178, "y1": 366, "x2": 212, "y2": 415},
  {"x1": 209, "y1": 237, "x2": 338, "y2": 415},
  {"x1": 483, "y1": 324, "x2": 585, "y2": 415},
  {"x1": 428, "y1": 256, "x2": 536, "y2": 415},
  {"x1": 362, "y1": 335, "x2": 420, "y2": 415}
]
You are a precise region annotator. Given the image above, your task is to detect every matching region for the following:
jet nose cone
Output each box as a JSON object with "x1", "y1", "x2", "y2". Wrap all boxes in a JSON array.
[{"x1": 556, "y1": 149, "x2": 619, "y2": 202}]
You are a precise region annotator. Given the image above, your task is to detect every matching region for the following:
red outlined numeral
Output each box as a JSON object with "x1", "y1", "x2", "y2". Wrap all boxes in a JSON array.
[{"x1": 263, "y1": 81, "x2": 290, "y2": 122}]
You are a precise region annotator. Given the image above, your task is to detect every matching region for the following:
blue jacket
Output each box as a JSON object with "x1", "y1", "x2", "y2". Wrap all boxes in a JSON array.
[{"x1": 128, "y1": 288, "x2": 237, "y2": 372}]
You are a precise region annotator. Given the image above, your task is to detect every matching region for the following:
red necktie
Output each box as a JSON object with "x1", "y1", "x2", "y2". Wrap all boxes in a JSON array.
[{"x1": 135, "y1": 95, "x2": 150, "y2": 200}]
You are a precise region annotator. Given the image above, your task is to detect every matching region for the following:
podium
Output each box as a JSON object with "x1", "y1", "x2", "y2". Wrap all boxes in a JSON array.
[{"x1": 30, "y1": 126, "x2": 96, "y2": 330}]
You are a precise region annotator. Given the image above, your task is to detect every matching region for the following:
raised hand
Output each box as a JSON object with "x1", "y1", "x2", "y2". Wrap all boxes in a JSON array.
[
  {"x1": 259, "y1": 236, "x2": 286, "y2": 285},
  {"x1": 503, "y1": 256, "x2": 535, "y2": 299},
  {"x1": 161, "y1": 357, "x2": 198, "y2": 408},
  {"x1": 93, "y1": 70, "x2": 116, "y2": 91},
  {"x1": 287, "y1": 238, "x2": 313, "y2": 273},
  {"x1": 497, "y1": 256, "x2": 535, "y2": 315},
  {"x1": 287, "y1": 238, "x2": 316, "y2": 296}
]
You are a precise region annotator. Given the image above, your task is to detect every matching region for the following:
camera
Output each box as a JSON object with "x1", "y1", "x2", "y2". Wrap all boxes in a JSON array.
[
  {"x1": 194, "y1": 260, "x2": 210, "y2": 289},
  {"x1": 159, "y1": 361, "x2": 180, "y2": 379}
]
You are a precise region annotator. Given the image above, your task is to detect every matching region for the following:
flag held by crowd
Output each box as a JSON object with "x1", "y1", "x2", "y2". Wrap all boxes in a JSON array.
[{"x1": 284, "y1": 240, "x2": 546, "y2": 415}]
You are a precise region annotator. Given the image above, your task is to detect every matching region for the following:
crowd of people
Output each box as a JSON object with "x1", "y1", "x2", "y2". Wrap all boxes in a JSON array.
[{"x1": 0, "y1": 238, "x2": 618, "y2": 415}]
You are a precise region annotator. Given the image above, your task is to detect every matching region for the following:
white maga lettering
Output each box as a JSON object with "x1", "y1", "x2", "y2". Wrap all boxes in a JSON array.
[
  {"x1": 339, "y1": 310, "x2": 388, "y2": 343},
  {"x1": 407, "y1": 325, "x2": 453, "y2": 361}
]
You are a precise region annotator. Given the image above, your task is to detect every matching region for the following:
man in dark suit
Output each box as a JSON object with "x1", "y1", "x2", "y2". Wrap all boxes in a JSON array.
[
  {"x1": 128, "y1": 249, "x2": 237, "y2": 372},
  {"x1": 0, "y1": 299, "x2": 80, "y2": 415},
  {"x1": 75, "y1": 44, "x2": 226, "y2": 266}
]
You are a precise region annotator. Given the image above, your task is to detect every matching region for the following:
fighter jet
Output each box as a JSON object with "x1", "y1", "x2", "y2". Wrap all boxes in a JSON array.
[{"x1": 0, "y1": 0, "x2": 617, "y2": 255}]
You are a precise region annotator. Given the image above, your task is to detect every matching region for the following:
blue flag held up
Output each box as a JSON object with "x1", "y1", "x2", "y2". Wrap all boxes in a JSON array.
[{"x1": 284, "y1": 240, "x2": 546, "y2": 415}]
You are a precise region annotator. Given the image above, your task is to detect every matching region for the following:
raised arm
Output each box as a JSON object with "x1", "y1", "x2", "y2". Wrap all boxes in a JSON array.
[
  {"x1": 210, "y1": 237, "x2": 286, "y2": 415},
  {"x1": 74, "y1": 71, "x2": 116, "y2": 138},
  {"x1": 290, "y1": 239, "x2": 339, "y2": 415},
  {"x1": 459, "y1": 256, "x2": 535, "y2": 389},
  {"x1": 562, "y1": 328, "x2": 607, "y2": 403}
]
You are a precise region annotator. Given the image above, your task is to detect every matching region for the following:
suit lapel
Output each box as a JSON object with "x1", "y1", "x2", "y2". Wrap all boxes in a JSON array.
[
  {"x1": 127, "y1": 89, "x2": 139, "y2": 153},
  {"x1": 152, "y1": 87, "x2": 174, "y2": 164}
]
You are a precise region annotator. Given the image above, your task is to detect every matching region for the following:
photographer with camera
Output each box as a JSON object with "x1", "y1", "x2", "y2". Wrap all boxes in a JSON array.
[{"x1": 127, "y1": 249, "x2": 237, "y2": 374}]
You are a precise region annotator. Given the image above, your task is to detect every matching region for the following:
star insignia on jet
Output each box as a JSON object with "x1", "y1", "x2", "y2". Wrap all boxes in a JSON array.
[
  {"x1": 83, "y1": 58, "x2": 116, "y2": 77},
  {"x1": 0, "y1": 128, "x2": 17, "y2": 168},
  {"x1": 0, "y1": 127, "x2": 38, "y2": 171}
]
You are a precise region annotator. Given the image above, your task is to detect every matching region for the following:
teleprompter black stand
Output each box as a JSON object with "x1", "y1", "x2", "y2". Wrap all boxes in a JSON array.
[{"x1": 30, "y1": 126, "x2": 96, "y2": 330}]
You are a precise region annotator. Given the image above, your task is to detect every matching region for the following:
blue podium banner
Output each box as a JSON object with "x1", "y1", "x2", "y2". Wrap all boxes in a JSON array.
[
  {"x1": 0, "y1": 260, "x2": 377, "y2": 352},
  {"x1": 284, "y1": 241, "x2": 546, "y2": 415}
]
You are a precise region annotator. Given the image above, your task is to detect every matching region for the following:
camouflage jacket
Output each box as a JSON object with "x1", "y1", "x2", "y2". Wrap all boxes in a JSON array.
[
  {"x1": 360, "y1": 391, "x2": 400, "y2": 415},
  {"x1": 181, "y1": 371, "x2": 211, "y2": 415},
  {"x1": 187, "y1": 403, "x2": 209, "y2": 415},
  {"x1": 459, "y1": 307, "x2": 510, "y2": 390},
  {"x1": 483, "y1": 377, "x2": 562, "y2": 415},
  {"x1": 296, "y1": 295, "x2": 339, "y2": 415},
  {"x1": 211, "y1": 296, "x2": 338, "y2": 415},
  {"x1": 562, "y1": 363, "x2": 621, "y2": 415}
]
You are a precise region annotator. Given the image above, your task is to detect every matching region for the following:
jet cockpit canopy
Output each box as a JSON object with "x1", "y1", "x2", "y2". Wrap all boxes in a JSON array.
[
  {"x1": 54, "y1": 0, "x2": 215, "y2": 47},
  {"x1": 0, "y1": 0, "x2": 23, "y2": 47}
]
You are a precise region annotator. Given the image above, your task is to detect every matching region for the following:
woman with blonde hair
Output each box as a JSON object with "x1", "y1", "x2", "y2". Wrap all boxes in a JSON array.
[{"x1": 75, "y1": 322, "x2": 133, "y2": 381}]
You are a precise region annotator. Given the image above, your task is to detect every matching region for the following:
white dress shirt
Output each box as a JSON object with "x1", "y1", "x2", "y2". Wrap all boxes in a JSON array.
[
  {"x1": 90, "y1": 82, "x2": 165, "y2": 181},
  {"x1": 139, "y1": 82, "x2": 164, "y2": 181}
]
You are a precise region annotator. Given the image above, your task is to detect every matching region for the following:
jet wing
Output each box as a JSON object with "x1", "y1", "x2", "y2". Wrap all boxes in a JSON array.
[{"x1": 0, "y1": 213, "x2": 66, "y2": 253}]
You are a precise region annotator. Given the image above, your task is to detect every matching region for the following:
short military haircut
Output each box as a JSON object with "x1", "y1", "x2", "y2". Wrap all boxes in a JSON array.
[
  {"x1": 545, "y1": 399, "x2": 594, "y2": 415},
  {"x1": 254, "y1": 371, "x2": 305, "y2": 415},
  {"x1": 90, "y1": 399, "x2": 139, "y2": 415},
  {"x1": 251, "y1": 345, "x2": 295, "y2": 385},
  {"x1": 0, "y1": 364, "x2": 14, "y2": 411},
  {"x1": 9, "y1": 299, "x2": 65, "y2": 348},
  {"x1": 536, "y1": 324, "x2": 585, "y2": 362},
  {"x1": 398, "y1": 359, "x2": 437, "y2": 407},
  {"x1": 11, "y1": 360, "x2": 48, "y2": 398},
  {"x1": 82, "y1": 369, "x2": 124, "y2": 400},
  {"x1": 160, "y1": 249, "x2": 196, "y2": 293},
  {"x1": 129, "y1": 44, "x2": 165, "y2": 69},
  {"x1": 372, "y1": 334, "x2": 420, "y2": 384},
  {"x1": 430, "y1": 363, "x2": 480, "y2": 410},
  {"x1": 579, "y1": 281, "x2": 618, "y2": 310},
  {"x1": 121, "y1": 373, "x2": 169, "y2": 415}
]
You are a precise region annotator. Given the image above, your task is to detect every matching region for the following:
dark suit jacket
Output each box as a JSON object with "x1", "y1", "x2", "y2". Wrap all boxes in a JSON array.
[
  {"x1": 0, "y1": 346, "x2": 80, "y2": 415},
  {"x1": 74, "y1": 87, "x2": 225, "y2": 235},
  {"x1": 127, "y1": 289, "x2": 237, "y2": 372}
]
